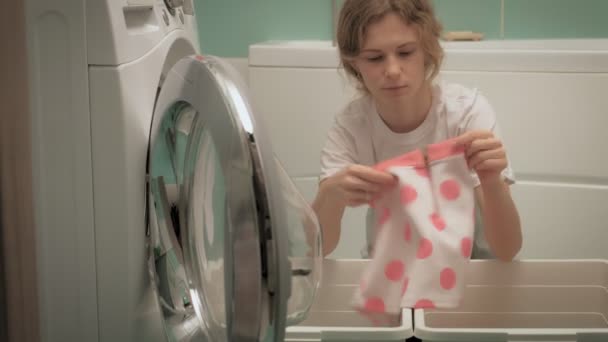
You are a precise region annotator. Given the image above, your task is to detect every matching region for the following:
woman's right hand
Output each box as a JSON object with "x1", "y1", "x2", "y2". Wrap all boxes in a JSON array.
[{"x1": 321, "y1": 164, "x2": 397, "y2": 207}]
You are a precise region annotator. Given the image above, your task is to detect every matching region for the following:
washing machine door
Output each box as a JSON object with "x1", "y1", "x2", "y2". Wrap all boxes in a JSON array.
[{"x1": 146, "y1": 55, "x2": 322, "y2": 341}]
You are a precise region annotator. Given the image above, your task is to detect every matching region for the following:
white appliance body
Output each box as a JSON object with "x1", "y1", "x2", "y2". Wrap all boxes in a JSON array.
[
  {"x1": 27, "y1": 2, "x2": 321, "y2": 341},
  {"x1": 27, "y1": 1, "x2": 199, "y2": 341}
]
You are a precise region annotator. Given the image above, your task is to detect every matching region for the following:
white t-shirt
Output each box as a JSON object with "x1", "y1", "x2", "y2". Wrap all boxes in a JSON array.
[{"x1": 319, "y1": 81, "x2": 515, "y2": 258}]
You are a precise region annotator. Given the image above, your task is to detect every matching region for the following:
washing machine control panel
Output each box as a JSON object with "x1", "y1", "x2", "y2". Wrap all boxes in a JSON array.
[
  {"x1": 87, "y1": 0, "x2": 198, "y2": 67},
  {"x1": 155, "y1": 0, "x2": 194, "y2": 28},
  {"x1": 164, "y1": 0, "x2": 184, "y2": 11},
  {"x1": 127, "y1": 0, "x2": 156, "y2": 5}
]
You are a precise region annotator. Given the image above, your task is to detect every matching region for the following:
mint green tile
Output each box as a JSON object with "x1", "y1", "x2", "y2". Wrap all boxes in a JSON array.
[
  {"x1": 195, "y1": 0, "x2": 506, "y2": 57},
  {"x1": 505, "y1": 0, "x2": 608, "y2": 38},
  {"x1": 196, "y1": 0, "x2": 333, "y2": 57},
  {"x1": 434, "y1": 0, "x2": 502, "y2": 39}
]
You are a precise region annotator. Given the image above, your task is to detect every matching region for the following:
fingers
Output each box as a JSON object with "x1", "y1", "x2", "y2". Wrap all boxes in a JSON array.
[
  {"x1": 342, "y1": 174, "x2": 383, "y2": 194},
  {"x1": 455, "y1": 130, "x2": 493, "y2": 147},
  {"x1": 335, "y1": 165, "x2": 397, "y2": 208},
  {"x1": 468, "y1": 148, "x2": 506, "y2": 169},
  {"x1": 465, "y1": 138, "x2": 502, "y2": 158},
  {"x1": 474, "y1": 159, "x2": 508, "y2": 172},
  {"x1": 341, "y1": 174, "x2": 391, "y2": 208},
  {"x1": 348, "y1": 164, "x2": 397, "y2": 186},
  {"x1": 457, "y1": 131, "x2": 509, "y2": 177}
]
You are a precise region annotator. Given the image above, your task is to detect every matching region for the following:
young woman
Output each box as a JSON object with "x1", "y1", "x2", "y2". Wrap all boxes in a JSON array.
[{"x1": 312, "y1": 0, "x2": 521, "y2": 261}]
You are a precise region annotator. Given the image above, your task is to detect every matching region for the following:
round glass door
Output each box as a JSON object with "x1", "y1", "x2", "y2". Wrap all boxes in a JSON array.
[
  {"x1": 146, "y1": 55, "x2": 322, "y2": 341},
  {"x1": 148, "y1": 100, "x2": 230, "y2": 341}
]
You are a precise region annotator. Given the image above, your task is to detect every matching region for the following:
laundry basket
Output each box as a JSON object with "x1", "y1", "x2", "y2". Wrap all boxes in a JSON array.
[
  {"x1": 414, "y1": 259, "x2": 608, "y2": 342},
  {"x1": 286, "y1": 259, "x2": 414, "y2": 342}
]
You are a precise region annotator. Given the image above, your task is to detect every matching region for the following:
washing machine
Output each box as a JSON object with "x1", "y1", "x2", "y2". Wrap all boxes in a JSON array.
[{"x1": 26, "y1": 1, "x2": 322, "y2": 341}]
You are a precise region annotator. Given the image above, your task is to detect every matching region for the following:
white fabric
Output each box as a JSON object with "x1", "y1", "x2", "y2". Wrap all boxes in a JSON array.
[{"x1": 353, "y1": 144, "x2": 475, "y2": 315}]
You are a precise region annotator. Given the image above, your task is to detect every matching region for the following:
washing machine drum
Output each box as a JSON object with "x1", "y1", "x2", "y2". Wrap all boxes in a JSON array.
[{"x1": 146, "y1": 55, "x2": 322, "y2": 341}]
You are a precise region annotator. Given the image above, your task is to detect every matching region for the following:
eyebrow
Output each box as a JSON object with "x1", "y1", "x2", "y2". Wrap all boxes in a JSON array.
[{"x1": 360, "y1": 42, "x2": 417, "y2": 53}]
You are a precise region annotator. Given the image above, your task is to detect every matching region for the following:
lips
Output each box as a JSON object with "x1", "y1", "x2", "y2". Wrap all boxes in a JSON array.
[{"x1": 383, "y1": 85, "x2": 407, "y2": 90}]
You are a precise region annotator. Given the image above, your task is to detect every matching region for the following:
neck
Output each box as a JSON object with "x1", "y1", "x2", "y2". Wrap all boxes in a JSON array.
[{"x1": 375, "y1": 83, "x2": 433, "y2": 133}]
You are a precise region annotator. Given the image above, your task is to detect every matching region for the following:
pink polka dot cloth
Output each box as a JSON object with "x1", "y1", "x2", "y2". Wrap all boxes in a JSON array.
[{"x1": 352, "y1": 138, "x2": 475, "y2": 323}]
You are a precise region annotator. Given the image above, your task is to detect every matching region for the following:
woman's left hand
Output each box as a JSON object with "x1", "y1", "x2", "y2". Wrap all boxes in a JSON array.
[{"x1": 456, "y1": 130, "x2": 507, "y2": 184}]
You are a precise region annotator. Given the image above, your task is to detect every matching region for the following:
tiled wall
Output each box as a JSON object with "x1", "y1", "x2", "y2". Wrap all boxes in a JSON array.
[
  {"x1": 195, "y1": 0, "x2": 608, "y2": 57},
  {"x1": 503, "y1": 0, "x2": 608, "y2": 39}
]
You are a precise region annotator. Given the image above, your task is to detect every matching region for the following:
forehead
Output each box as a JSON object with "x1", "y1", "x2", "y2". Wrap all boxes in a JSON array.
[{"x1": 361, "y1": 13, "x2": 418, "y2": 49}]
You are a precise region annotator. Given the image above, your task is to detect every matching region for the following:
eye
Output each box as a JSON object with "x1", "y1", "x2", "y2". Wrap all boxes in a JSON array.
[
  {"x1": 399, "y1": 50, "x2": 414, "y2": 57},
  {"x1": 367, "y1": 55, "x2": 383, "y2": 62}
]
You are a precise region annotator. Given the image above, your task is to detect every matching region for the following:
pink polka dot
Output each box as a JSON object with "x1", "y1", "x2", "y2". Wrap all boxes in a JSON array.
[
  {"x1": 400, "y1": 185, "x2": 418, "y2": 204},
  {"x1": 430, "y1": 213, "x2": 446, "y2": 231},
  {"x1": 385, "y1": 260, "x2": 405, "y2": 281},
  {"x1": 440, "y1": 179, "x2": 461, "y2": 200},
  {"x1": 195, "y1": 54, "x2": 205, "y2": 61},
  {"x1": 364, "y1": 297, "x2": 386, "y2": 313},
  {"x1": 414, "y1": 299, "x2": 435, "y2": 309},
  {"x1": 417, "y1": 238, "x2": 433, "y2": 259},
  {"x1": 401, "y1": 277, "x2": 410, "y2": 296},
  {"x1": 415, "y1": 167, "x2": 429, "y2": 178},
  {"x1": 403, "y1": 222, "x2": 412, "y2": 242},
  {"x1": 378, "y1": 207, "x2": 391, "y2": 226},
  {"x1": 440, "y1": 268, "x2": 457, "y2": 290},
  {"x1": 461, "y1": 237, "x2": 473, "y2": 258}
]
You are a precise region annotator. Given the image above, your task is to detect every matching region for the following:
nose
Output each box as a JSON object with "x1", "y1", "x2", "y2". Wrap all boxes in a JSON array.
[{"x1": 384, "y1": 55, "x2": 401, "y2": 79}]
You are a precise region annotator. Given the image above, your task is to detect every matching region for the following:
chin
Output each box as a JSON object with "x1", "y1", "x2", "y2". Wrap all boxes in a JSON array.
[{"x1": 382, "y1": 87, "x2": 412, "y2": 100}]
